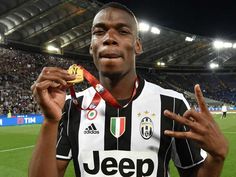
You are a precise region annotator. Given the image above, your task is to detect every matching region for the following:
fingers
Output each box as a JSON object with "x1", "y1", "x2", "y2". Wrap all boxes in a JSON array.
[
  {"x1": 164, "y1": 110, "x2": 205, "y2": 134},
  {"x1": 31, "y1": 67, "x2": 75, "y2": 105},
  {"x1": 183, "y1": 108, "x2": 214, "y2": 123},
  {"x1": 194, "y1": 84, "x2": 208, "y2": 113},
  {"x1": 32, "y1": 80, "x2": 57, "y2": 100},
  {"x1": 164, "y1": 129, "x2": 201, "y2": 141},
  {"x1": 164, "y1": 110, "x2": 196, "y2": 127},
  {"x1": 40, "y1": 67, "x2": 75, "y2": 84},
  {"x1": 36, "y1": 80, "x2": 60, "y2": 92},
  {"x1": 164, "y1": 110, "x2": 203, "y2": 140},
  {"x1": 31, "y1": 80, "x2": 59, "y2": 91},
  {"x1": 31, "y1": 67, "x2": 75, "y2": 91}
]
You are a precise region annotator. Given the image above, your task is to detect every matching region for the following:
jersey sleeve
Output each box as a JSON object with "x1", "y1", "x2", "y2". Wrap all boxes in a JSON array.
[
  {"x1": 171, "y1": 96, "x2": 207, "y2": 169},
  {"x1": 56, "y1": 99, "x2": 72, "y2": 160}
]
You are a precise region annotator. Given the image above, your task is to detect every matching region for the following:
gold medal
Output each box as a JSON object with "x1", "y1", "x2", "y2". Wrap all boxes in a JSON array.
[{"x1": 67, "y1": 64, "x2": 84, "y2": 84}]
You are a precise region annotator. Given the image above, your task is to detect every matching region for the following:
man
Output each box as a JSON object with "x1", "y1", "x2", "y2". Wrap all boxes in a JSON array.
[
  {"x1": 29, "y1": 2, "x2": 228, "y2": 177},
  {"x1": 221, "y1": 104, "x2": 227, "y2": 119}
]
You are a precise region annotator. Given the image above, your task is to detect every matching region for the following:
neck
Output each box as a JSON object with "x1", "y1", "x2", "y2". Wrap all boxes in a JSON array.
[{"x1": 99, "y1": 72, "x2": 137, "y2": 100}]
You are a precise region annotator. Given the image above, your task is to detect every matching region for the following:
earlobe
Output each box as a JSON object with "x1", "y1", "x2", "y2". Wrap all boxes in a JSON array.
[
  {"x1": 135, "y1": 38, "x2": 143, "y2": 56},
  {"x1": 89, "y1": 45, "x2": 93, "y2": 56}
]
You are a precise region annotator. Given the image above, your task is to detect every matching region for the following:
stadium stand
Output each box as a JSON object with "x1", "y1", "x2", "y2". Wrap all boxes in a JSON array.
[
  {"x1": 156, "y1": 72, "x2": 236, "y2": 104},
  {"x1": 1, "y1": 46, "x2": 235, "y2": 115},
  {"x1": 0, "y1": 46, "x2": 91, "y2": 115}
]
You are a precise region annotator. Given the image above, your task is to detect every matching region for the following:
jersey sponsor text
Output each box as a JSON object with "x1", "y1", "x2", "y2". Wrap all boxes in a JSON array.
[{"x1": 81, "y1": 150, "x2": 157, "y2": 177}]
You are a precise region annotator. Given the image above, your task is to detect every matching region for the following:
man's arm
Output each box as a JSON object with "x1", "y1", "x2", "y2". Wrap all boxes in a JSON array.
[
  {"x1": 29, "y1": 120, "x2": 69, "y2": 177},
  {"x1": 164, "y1": 84, "x2": 228, "y2": 177},
  {"x1": 29, "y1": 67, "x2": 75, "y2": 177}
]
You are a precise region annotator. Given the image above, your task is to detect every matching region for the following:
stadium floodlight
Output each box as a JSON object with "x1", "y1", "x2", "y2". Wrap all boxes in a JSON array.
[
  {"x1": 223, "y1": 42, "x2": 232, "y2": 48},
  {"x1": 213, "y1": 40, "x2": 224, "y2": 49},
  {"x1": 185, "y1": 36, "x2": 195, "y2": 42},
  {"x1": 157, "y1": 61, "x2": 166, "y2": 67},
  {"x1": 233, "y1": 43, "x2": 236, "y2": 48},
  {"x1": 160, "y1": 62, "x2": 165, "y2": 66},
  {"x1": 209, "y1": 62, "x2": 219, "y2": 69},
  {"x1": 46, "y1": 45, "x2": 60, "y2": 52},
  {"x1": 151, "y1": 27, "x2": 160, "y2": 34},
  {"x1": 0, "y1": 33, "x2": 4, "y2": 43},
  {"x1": 139, "y1": 22, "x2": 150, "y2": 32}
]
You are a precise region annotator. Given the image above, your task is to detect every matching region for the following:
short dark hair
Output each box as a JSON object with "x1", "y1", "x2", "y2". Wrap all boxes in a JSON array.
[
  {"x1": 96, "y1": 2, "x2": 139, "y2": 37},
  {"x1": 98, "y1": 2, "x2": 136, "y2": 20}
]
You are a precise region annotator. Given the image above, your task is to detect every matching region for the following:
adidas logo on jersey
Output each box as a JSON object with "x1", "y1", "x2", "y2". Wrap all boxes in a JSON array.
[{"x1": 84, "y1": 123, "x2": 99, "y2": 134}]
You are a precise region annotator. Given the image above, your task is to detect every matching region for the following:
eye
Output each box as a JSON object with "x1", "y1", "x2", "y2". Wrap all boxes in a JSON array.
[
  {"x1": 118, "y1": 27, "x2": 131, "y2": 35},
  {"x1": 93, "y1": 29, "x2": 105, "y2": 35},
  {"x1": 119, "y1": 29, "x2": 130, "y2": 35},
  {"x1": 119, "y1": 30, "x2": 129, "y2": 34}
]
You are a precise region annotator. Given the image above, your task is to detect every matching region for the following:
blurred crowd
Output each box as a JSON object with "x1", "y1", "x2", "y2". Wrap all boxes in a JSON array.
[
  {"x1": 0, "y1": 46, "x2": 235, "y2": 115},
  {"x1": 0, "y1": 46, "x2": 92, "y2": 115}
]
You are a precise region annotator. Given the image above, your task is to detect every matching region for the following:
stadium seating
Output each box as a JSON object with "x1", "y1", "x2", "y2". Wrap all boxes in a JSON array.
[{"x1": 0, "y1": 46, "x2": 235, "y2": 115}]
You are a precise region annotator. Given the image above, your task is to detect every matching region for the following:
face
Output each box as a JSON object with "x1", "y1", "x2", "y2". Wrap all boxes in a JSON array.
[{"x1": 90, "y1": 7, "x2": 142, "y2": 78}]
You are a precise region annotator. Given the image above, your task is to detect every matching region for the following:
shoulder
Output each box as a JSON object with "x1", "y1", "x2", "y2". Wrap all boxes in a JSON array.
[
  {"x1": 142, "y1": 80, "x2": 190, "y2": 109},
  {"x1": 143, "y1": 80, "x2": 185, "y2": 100}
]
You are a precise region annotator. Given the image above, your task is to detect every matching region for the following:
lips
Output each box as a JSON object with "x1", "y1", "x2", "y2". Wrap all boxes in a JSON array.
[{"x1": 99, "y1": 51, "x2": 122, "y2": 59}]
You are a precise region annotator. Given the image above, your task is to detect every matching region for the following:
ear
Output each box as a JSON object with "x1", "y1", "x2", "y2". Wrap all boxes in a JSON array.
[
  {"x1": 89, "y1": 45, "x2": 93, "y2": 56},
  {"x1": 135, "y1": 38, "x2": 143, "y2": 56}
]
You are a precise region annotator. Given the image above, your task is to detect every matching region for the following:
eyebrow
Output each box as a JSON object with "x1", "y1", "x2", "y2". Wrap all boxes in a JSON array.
[{"x1": 92, "y1": 22, "x2": 133, "y2": 31}]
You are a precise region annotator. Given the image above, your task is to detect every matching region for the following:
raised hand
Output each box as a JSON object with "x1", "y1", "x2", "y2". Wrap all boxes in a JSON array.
[
  {"x1": 31, "y1": 67, "x2": 75, "y2": 122},
  {"x1": 164, "y1": 84, "x2": 228, "y2": 160}
]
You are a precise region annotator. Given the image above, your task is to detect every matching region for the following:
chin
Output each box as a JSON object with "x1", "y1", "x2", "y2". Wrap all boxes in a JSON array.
[{"x1": 101, "y1": 71, "x2": 123, "y2": 79}]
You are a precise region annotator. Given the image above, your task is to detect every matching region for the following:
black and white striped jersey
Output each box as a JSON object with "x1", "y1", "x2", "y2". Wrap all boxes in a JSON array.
[{"x1": 56, "y1": 78, "x2": 206, "y2": 177}]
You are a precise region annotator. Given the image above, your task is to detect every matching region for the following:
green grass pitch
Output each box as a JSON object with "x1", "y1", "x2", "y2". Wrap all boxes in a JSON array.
[{"x1": 0, "y1": 113, "x2": 235, "y2": 177}]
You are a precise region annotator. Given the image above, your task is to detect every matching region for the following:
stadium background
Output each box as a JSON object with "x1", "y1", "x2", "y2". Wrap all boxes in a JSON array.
[{"x1": 0, "y1": 0, "x2": 235, "y2": 176}]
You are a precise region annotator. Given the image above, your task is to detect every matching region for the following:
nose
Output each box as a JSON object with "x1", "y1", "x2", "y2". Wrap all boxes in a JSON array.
[{"x1": 103, "y1": 29, "x2": 118, "y2": 45}]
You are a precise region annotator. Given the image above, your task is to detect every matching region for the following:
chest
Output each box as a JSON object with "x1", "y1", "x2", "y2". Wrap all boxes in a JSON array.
[{"x1": 76, "y1": 93, "x2": 174, "y2": 152}]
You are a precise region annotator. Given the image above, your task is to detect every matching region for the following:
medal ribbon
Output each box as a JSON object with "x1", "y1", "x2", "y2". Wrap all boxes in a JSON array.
[{"x1": 69, "y1": 65, "x2": 138, "y2": 110}]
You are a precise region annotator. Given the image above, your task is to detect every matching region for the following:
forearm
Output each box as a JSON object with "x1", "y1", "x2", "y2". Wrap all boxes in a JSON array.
[
  {"x1": 29, "y1": 120, "x2": 59, "y2": 177},
  {"x1": 196, "y1": 153, "x2": 226, "y2": 177}
]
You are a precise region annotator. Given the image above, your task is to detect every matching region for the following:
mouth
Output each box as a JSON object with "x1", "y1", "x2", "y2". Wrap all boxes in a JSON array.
[{"x1": 99, "y1": 52, "x2": 122, "y2": 59}]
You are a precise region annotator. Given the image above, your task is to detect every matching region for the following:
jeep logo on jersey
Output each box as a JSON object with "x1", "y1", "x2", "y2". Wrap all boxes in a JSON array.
[
  {"x1": 82, "y1": 151, "x2": 155, "y2": 177},
  {"x1": 140, "y1": 117, "x2": 153, "y2": 140}
]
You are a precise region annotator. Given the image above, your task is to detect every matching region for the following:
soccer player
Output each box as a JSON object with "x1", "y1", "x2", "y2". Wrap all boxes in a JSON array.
[{"x1": 29, "y1": 2, "x2": 228, "y2": 177}]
